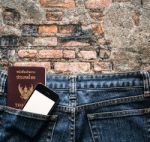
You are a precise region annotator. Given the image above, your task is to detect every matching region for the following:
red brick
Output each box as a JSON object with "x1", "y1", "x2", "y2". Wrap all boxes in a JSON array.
[
  {"x1": 90, "y1": 12, "x2": 104, "y2": 21},
  {"x1": 39, "y1": 50, "x2": 63, "y2": 58},
  {"x1": 63, "y1": 50, "x2": 75, "y2": 58},
  {"x1": 94, "y1": 61, "x2": 112, "y2": 71},
  {"x1": 54, "y1": 62, "x2": 91, "y2": 73},
  {"x1": 59, "y1": 25, "x2": 75, "y2": 34},
  {"x1": 14, "y1": 62, "x2": 51, "y2": 71},
  {"x1": 93, "y1": 24, "x2": 104, "y2": 34},
  {"x1": 79, "y1": 51, "x2": 97, "y2": 59},
  {"x1": 39, "y1": 25, "x2": 57, "y2": 34},
  {"x1": 62, "y1": 41, "x2": 90, "y2": 47},
  {"x1": 33, "y1": 37, "x2": 57, "y2": 46},
  {"x1": 85, "y1": 0, "x2": 112, "y2": 9},
  {"x1": 46, "y1": 11, "x2": 63, "y2": 21},
  {"x1": 40, "y1": 0, "x2": 47, "y2": 5},
  {"x1": 18, "y1": 50, "x2": 37, "y2": 58},
  {"x1": 40, "y1": 0, "x2": 75, "y2": 8}
]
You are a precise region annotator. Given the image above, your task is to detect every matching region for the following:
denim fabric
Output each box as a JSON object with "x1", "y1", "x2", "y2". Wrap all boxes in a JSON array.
[{"x1": 0, "y1": 70, "x2": 150, "y2": 142}]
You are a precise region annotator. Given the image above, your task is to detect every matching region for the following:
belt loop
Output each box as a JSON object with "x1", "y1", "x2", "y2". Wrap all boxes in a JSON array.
[
  {"x1": 140, "y1": 70, "x2": 150, "y2": 97},
  {"x1": 69, "y1": 75, "x2": 77, "y2": 94}
]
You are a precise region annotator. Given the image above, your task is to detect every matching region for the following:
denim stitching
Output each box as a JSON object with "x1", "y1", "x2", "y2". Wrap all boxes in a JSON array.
[
  {"x1": 73, "y1": 108, "x2": 76, "y2": 142},
  {"x1": 77, "y1": 86, "x2": 143, "y2": 90},
  {"x1": 55, "y1": 94, "x2": 145, "y2": 113},
  {"x1": 144, "y1": 116, "x2": 150, "y2": 139},
  {"x1": 46, "y1": 71, "x2": 143, "y2": 90},
  {"x1": 76, "y1": 94, "x2": 144, "y2": 112},
  {"x1": 77, "y1": 71, "x2": 140, "y2": 79},
  {"x1": 47, "y1": 86, "x2": 143, "y2": 91},
  {"x1": 87, "y1": 116, "x2": 96, "y2": 142},
  {"x1": 87, "y1": 108, "x2": 150, "y2": 120},
  {"x1": 1, "y1": 106, "x2": 58, "y2": 120},
  {"x1": 69, "y1": 108, "x2": 76, "y2": 142},
  {"x1": 49, "y1": 119, "x2": 57, "y2": 142}
]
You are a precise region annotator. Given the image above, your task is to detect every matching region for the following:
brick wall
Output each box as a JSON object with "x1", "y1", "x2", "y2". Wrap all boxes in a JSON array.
[{"x1": 0, "y1": 0, "x2": 150, "y2": 74}]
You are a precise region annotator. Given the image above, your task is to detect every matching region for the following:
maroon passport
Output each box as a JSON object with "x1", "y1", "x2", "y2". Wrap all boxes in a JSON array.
[{"x1": 7, "y1": 66, "x2": 45, "y2": 109}]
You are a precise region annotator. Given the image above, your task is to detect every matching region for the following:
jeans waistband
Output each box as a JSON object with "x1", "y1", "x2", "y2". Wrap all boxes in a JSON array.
[
  {"x1": 46, "y1": 71, "x2": 150, "y2": 91},
  {"x1": 0, "y1": 70, "x2": 150, "y2": 92}
]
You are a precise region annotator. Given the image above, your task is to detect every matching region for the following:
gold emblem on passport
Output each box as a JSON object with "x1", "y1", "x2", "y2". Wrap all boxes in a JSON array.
[{"x1": 18, "y1": 84, "x2": 34, "y2": 100}]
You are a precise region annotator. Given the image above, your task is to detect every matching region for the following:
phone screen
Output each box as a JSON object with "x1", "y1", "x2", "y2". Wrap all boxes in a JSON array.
[{"x1": 23, "y1": 90, "x2": 55, "y2": 115}]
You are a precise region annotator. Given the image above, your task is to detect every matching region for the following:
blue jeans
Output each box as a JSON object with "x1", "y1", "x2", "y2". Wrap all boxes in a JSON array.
[{"x1": 0, "y1": 70, "x2": 150, "y2": 142}]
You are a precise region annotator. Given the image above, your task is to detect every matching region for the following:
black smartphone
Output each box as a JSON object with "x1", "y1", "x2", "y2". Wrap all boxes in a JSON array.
[{"x1": 22, "y1": 83, "x2": 59, "y2": 115}]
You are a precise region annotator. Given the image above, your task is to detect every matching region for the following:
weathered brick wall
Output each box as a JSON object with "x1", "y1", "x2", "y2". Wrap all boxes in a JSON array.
[{"x1": 0, "y1": 0, "x2": 150, "y2": 74}]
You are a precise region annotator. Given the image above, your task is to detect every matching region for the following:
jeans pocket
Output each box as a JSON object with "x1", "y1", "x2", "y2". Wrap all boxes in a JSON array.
[
  {"x1": 0, "y1": 105, "x2": 58, "y2": 142},
  {"x1": 87, "y1": 108, "x2": 150, "y2": 142}
]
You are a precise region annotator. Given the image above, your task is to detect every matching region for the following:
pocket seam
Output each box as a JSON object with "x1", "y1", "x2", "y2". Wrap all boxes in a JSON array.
[
  {"x1": 77, "y1": 94, "x2": 144, "y2": 112},
  {"x1": 1, "y1": 105, "x2": 58, "y2": 121},
  {"x1": 49, "y1": 118, "x2": 58, "y2": 142},
  {"x1": 87, "y1": 115, "x2": 96, "y2": 142},
  {"x1": 87, "y1": 108, "x2": 150, "y2": 120}
]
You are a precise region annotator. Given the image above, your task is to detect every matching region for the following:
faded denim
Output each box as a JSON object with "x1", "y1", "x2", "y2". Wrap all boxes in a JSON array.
[{"x1": 0, "y1": 70, "x2": 150, "y2": 142}]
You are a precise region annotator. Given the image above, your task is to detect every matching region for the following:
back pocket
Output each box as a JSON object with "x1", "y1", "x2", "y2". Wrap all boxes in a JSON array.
[
  {"x1": 0, "y1": 106, "x2": 58, "y2": 142},
  {"x1": 87, "y1": 108, "x2": 150, "y2": 142}
]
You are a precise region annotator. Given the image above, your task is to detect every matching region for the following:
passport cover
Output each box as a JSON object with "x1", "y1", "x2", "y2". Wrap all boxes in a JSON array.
[{"x1": 7, "y1": 66, "x2": 45, "y2": 109}]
